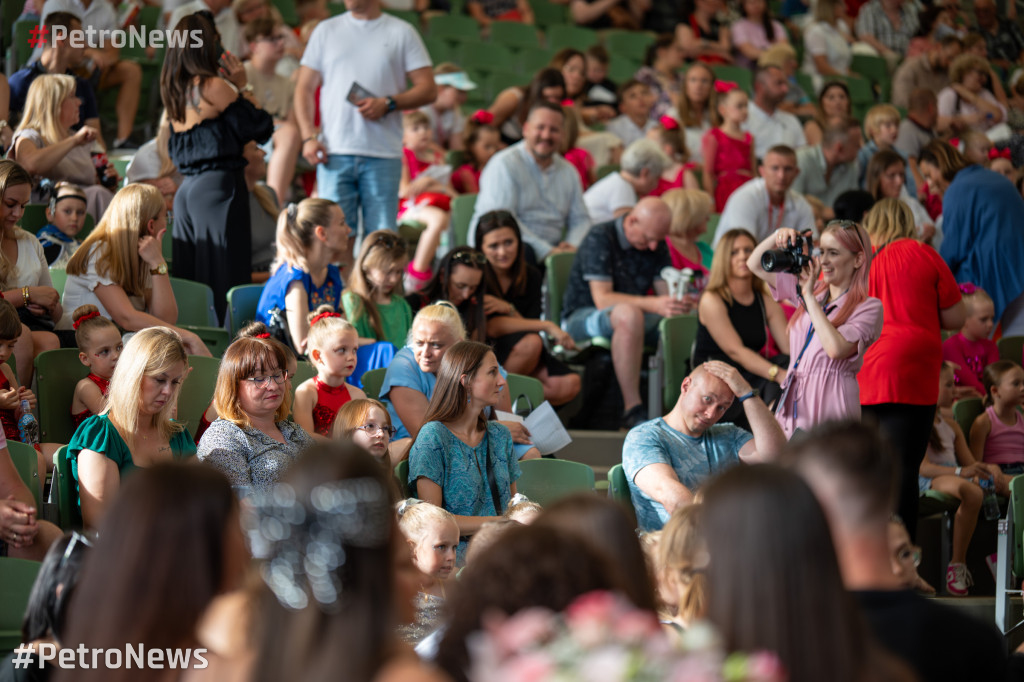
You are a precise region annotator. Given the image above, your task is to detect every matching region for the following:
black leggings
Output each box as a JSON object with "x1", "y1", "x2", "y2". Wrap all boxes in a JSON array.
[
  {"x1": 862, "y1": 402, "x2": 937, "y2": 541},
  {"x1": 172, "y1": 169, "x2": 251, "y2": 322}
]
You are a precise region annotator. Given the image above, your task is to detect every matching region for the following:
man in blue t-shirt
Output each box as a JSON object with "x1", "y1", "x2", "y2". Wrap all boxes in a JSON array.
[{"x1": 623, "y1": 361, "x2": 787, "y2": 530}]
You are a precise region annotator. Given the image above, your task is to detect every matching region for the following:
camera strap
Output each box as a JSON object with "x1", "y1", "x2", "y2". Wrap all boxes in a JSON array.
[{"x1": 789, "y1": 301, "x2": 838, "y2": 374}]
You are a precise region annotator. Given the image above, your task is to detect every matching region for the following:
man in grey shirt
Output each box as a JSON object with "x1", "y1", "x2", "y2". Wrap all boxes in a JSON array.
[
  {"x1": 469, "y1": 101, "x2": 591, "y2": 260},
  {"x1": 791, "y1": 117, "x2": 862, "y2": 208}
]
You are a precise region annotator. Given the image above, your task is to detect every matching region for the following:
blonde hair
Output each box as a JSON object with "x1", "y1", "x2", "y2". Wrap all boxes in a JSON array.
[
  {"x1": 657, "y1": 505, "x2": 707, "y2": 626},
  {"x1": 272, "y1": 198, "x2": 338, "y2": 274},
  {"x1": 15, "y1": 74, "x2": 76, "y2": 146},
  {"x1": 863, "y1": 197, "x2": 915, "y2": 246},
  {"x1": 0, "y1": 161, "x2": 33, "y2": 287},
  {"x1": 804, "y1": 193, "x2": 826, "y2": 219},
  {"x1": 705, "y1": 228, "x2": 767, "y2": 306},
  {"x1": 661, "y1": 188, "x2": 713, "y2": 238},
  {"x1": 408, "y1": 302, "x2": 467, "y2": 346},
  {"x1": 397, "y1": 499, "x2": 457, "y2": 545},
  {"x1": 72, "y1": 304, "x2": 119, "y2": 350},
  {"x1": 66, "y1": 184, "x2": 165, "y2": 298},
  {"x1": 213, "y1": 337, "x2": 292, "y2": 427},
  {"x1": 864, "y1": 104, "x2": 900, "y2": 140},
  {"x1": 758, "y1": 43, "x2": 797, "y2": 69},
  {"x1": 305, "y1": 305, "x2": 357, "y2": 354},
  {"x1": 403, "y1": 110, "x2": 431, "y2": 130},
  {"x1": 347, "y1": 230, "x2": 409, "y2": 340},
  {"x1": 504, "y1": 499, "x2": 543, "y2": 522},
  {"x1": 155, "y1": 110, "x2": 177, "y2": 179},
  {"x1": 962, "y1": 285, "x2": 993, "y2": 317},
  {"x1": 103, "y1": 327, "x2": 187, "y2": 451}
]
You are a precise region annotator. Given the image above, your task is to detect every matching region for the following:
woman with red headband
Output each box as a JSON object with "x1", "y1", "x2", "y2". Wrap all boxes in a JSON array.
[{"x1": 198, "y1": 335, "x2": 314, "y2": 496}]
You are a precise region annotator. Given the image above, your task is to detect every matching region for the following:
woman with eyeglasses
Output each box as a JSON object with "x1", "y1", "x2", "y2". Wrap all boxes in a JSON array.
[
  {"x1": 62, "y1": 183, "x2": 212, "y2": 357},
  {"x1": 406, "y1": 246, "x2": 488, "y2": 343},
  {"x1": 68, "y1": 327, "x2": 198, "y2": 529},
  {"x1": 747, "y1": 220, "x2": 883, "y2": 439},
  {"x1": 474, "y1": 211, "x2": 581, "y2": 407},
  {"x1": 197, "y1": 336, "x2": 314, "y2": 496},
  {"x1": 857, "y1": 197, "x2": 965, "y2": 541}
]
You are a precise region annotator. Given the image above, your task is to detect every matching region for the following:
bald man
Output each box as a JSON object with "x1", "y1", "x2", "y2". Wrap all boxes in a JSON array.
[
  {"x1": 562, "y1": 197, "x2": 683, "y2": 428},
  {"x1": 623, "y1": 361, "x2": 787, "y2": 530}
]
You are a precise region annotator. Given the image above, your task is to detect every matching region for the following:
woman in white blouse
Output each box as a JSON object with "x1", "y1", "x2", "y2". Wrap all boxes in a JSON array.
[{"x1": 800, "y1": 0, "x2": 856, "y2": 94}]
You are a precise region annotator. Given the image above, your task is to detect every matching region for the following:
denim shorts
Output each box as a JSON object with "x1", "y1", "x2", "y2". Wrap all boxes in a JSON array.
[{"x1": 564, "y1": 306, "x2": 661, "y2": 346}]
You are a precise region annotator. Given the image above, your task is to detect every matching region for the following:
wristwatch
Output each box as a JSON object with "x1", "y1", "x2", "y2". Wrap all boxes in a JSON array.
[
  {"x1": 737, "y1": 388, "x2": 759, "y2": 403},
  {"x1": 385, "y1": 96, "x2": 397, "y2": 114},
  {"x1": 241, "y1": 83, "x2": 255, "y2": 95},
  {"x1": 150, "y1": 262, "x2": 168, "y2": 276}
]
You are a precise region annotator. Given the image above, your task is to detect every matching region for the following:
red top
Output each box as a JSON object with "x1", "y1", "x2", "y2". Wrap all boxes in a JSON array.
[
  {"x1": 859, "y1": 240, "x2": 962, "y2": 405},
  {"x1": 0, "y1": 374, "x2": 18, "y2": 442},
  {"x1": 563, "y1": 147, "x2": 595, "y2": 190},
  {"x1": 194, "y1": 411, "x2": 214, "y2": 444},
  {"x1": 943, "y1": 333, "x2": 1000, "y2": 394},
  {"x1": 312, "y1": 377, "x2": 353, "y2": 437},
  {"x1": 650, "y1": 163, "x2": 699, "y2": 197},
  {"x1": 71, "y1": 373, "x2": 110, "y2": 431},
  {"x1": 452, "y1": 163, "x2": 482, "y2": 194}
]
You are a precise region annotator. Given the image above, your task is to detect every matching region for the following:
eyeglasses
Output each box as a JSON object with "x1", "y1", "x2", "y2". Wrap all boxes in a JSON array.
[
  {"x1": 896, "y1": 545, "x2": 922, "y2": 568},
  {"x1": 826, "y1": 219, "x2": 867, "y2": 252},
  {"x1": 243, "y1": 372, "x2": 288, "y2": 388},
  {"x1": 59, "y1": 531, "x2": 93, "y2": 570},
  {"x1": 451, "y1": 249, "x2": 487, "y2": 267},
  {"x1": 355, "y1": 422, "x2": 397, "y2": 438}
]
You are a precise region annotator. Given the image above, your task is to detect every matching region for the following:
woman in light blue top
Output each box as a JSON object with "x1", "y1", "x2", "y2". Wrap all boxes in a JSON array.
[{"x1": 409, "y1": 340, "x2": 521, "y2": 563}]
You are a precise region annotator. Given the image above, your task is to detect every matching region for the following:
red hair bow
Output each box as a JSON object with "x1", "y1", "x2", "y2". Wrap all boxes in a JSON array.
[
  {"x1": 714, "y1": 80, "x2": 738, "y2": 94},
  {"x1": 659, "y1": 115, "x2": 680, "y2": 131},
  {"x1": 72, "y1": 310, "x2": 101, "y2": 330},
  {"x1": 254, "y1": 332, "x2": 271, "y2": 339},
  {"x1": 310, "y1": 311, "x2": 342, "y2": 327},
  {"x1": 560, "y1": 98, "x2": 575, "y2": 108},
  {"x1": 948, "y1": 137, "x2": 960, "y2": 149},
  {"x1": 959, "y1": 282, "x2": 978, "y2": 296},
  {"x1": 470, "y1": 110, "x2": 493, "y2": 125},
  {"x1": 989, "y1": 147, "x2": 1012, "y2": 160}
]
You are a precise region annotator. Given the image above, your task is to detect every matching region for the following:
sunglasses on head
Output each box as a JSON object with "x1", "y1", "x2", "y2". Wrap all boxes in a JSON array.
[
  {"x1": 450, "y1": 249, "x2": 487, "y2": 267},
  {"x1": 367, "y1": 232, "x2": 406, "y2": 252},
  {"x1": 826, "y1": 219, "x2": 866, "y2": 252}
]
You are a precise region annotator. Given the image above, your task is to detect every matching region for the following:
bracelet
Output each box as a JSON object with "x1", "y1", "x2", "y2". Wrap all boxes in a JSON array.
[
  {"x1": 768, "y1": 365, "x2": 779, "y2": 382},
  {"x1": 955, "y1": 466, "x2": 962, "y2": 477},
  {"x1": 21, "y1": 287, "x2": 29, "y2": 307}
]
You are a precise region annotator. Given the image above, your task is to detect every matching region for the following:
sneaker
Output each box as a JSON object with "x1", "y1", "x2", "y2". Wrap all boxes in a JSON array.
[
  {"x1": 946, "y1": 562, "x2": 973, "y2": 596},
  {"x1": 621, "y1": 405, "x2": 647, "y2": 430}
]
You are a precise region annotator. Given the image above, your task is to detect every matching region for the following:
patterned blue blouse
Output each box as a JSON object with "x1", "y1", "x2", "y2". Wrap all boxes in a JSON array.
[{"x1": 409, "y1": 420, "x2": 521, "y2": 561}]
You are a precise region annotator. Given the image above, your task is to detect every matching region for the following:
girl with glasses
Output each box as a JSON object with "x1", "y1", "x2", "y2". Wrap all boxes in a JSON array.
[
  {"x1": 198, "y1": 336, "x2": 314, "y2": 495},
  {"x1": 748, "y1": 221, "x2": 882, "y2": 438},
  {"x1": 333, "y1": 398, "x2": 397, "y2": 465}
]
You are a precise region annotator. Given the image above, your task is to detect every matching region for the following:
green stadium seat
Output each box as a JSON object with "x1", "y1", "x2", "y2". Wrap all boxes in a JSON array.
[
  {"x1": 699, "y1": 213, "x2": 719, "y2": 246},
  {"x1": 50, "y1": 269, "x2": 67, "y2": 296},
  {"x1": 226, "y1": 284, "x2": 265, "y2": 335},
  {"x1": 998, "y1": 336, "x2": 1024, "y2": 364},
  {"x1": 489, "y1": 21, "x2": 541, "y2": 51},
  {"x1": 603, "y1": 30, "x2": 655, "y2": 62},
  {"x1": 423, "y1": 36, "x2": 453, "y2": 63},
  {"x1": 596, "y1": 164, "x2": 619, "y2": 180},
  {"x1": 180, "y1": 326, "x2": 231, "y2": 358},
  {"x1": 710, "y1": 64, "x2": 753, "y2": 95},
  {"x1": 516, "y1": 458, "x2": 595, "y2": 506},
  {"x1": 0, "y1": 558, "x2": 42, "y2": 659},
  {"x1": 271, "y1": 0, "x2": 299, "y2": 25},
  {"x1": 35, "y1": 349, "x2": 90, "y2": 444},
  {"x1": 952, "y1": 398, "x2": 984, "y2": 441},
  {"x1": 995, "y1": 474, "x2": 1024, "y2": 633},
  {"x1": 383, "y1": 8, "x2": 421, "y2": 28},
  {"x1": 531, "y1": 0, "x2": 568, "y2": 28},
  {"x1": 519, "y1": 47, "x2": 555, "y2": 76},
  {"x1": 458, "y1": 41, "x2": 516, "y2": 75},
  {"x1": 657, "y1": 314, "x2": 699, "y2": 412},
  {"x1": 176, "y1": 355, "x2": 220, "y2": 437},
  {"x1": 608, "y1": 57, "x2": 640, "y2": 84},
  {"x1": 9, "y1": 440, "x2": 42, "y2": 509},
  {"x1": 429, "y1": 14, "x2": 481, "y2": 44},
  {"x1": 361, "y1": 368, "x2": 387, "y2": 400},
  {"x1": 169, "y1": 277, "x2": 218, "y2": 327},
  {"x1": 451, "y1": 193, "x2": 477, "y2": 246},
  {"x1": 52, "y1": 445, "x2": 81, "y2": 530},
  {"x1": 606, "y1": 463, "x2": 637, "y2": 527},
  {"x1": 546, "y1": 24, "x2": 598, "y2": 52},
  {"x1": 395, "y1": 459, "x2": 411, "y2": 498},
  {"x1": 506, "y1": 372, "x2": 544, "y2": 412}
]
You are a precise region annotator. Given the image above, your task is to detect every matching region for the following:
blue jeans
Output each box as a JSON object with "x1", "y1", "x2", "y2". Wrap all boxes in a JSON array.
[
  {"x1": 565, "y1": 306, "x2": 661, "y2": 346},
  {"x1": 317, "y1": 154, "x2": 402, "y2": 236}
]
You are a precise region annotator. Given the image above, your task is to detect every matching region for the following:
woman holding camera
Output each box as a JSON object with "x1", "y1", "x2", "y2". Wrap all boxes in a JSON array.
[{"x1": 748, "y1": 222, "x2": 882, "y2": 438}]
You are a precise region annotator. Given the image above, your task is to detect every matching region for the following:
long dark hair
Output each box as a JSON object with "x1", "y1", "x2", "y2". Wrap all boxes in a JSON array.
[
  {"x1": 59, "y1": 463, "x2": 237, "y2": 682},
  {"x1": 159, "y1": 13, "x2": 222, "y2": 123},
  {"x1": 865, "y1": 149, "x2": 906, "y2": 200},
  {"x1": 20, "y1": 532, "x2": 90, "y2": 645},
  {"x1": 920, "y1": 139, "x2": 970, "y2": 183},
  {"x1": 702, "y1": 464, "x2": 876, "y2": 682},
  {"x1": 535, "y1": 494, "x2": 658, "y2": 612},
  {"x1": 741, "y1": 0, "x2": 777, "y2": 42},
  {"x1": 435, "y1": 524, "x2": 625, "y2": 682},
  {"x1": 475, "y1": 210, "x2": 529, "y2": 301},
  {"x1": 518, "y1": 68, "x2": 566, "y2": 126},
  {"x1": 644, "y1": 33, "x2": 676, "y2": 67},
  {"x1": 252, "y1": 442, "x2": 398, "y2": 682},
  {"x1": 419, "y1": 246, "x2": 487, "y2": 342},
  {"x1": 418, "y1": 340, "x2": 494, "y2": 435}
]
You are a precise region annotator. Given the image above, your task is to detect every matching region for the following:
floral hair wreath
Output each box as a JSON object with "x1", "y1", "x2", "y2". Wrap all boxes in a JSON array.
[{"x1": 243, "y1": 478, "x2": 392, "y2": 612}]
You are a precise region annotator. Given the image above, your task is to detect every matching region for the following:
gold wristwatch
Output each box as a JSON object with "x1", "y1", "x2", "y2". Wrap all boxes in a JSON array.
[{"x1": 150, "y1": 262, "x2": 168, "y2": 276}]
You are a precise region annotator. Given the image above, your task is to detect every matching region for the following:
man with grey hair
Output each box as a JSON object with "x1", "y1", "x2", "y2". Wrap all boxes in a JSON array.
[
  {"x1": 584, "y1": 138, "x2": 671, "y2": 223},
  {"x1": 562, "y1": 197, "x2": 686, "y2": 428},
  {"x1": 791, "y1": 117, "x2": 862, "y2": 208}
]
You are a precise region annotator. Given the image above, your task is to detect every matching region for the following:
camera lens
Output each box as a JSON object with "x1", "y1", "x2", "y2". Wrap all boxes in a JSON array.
[{"x1": 761, "y1": 249, "x2": 796, "y2": 273}]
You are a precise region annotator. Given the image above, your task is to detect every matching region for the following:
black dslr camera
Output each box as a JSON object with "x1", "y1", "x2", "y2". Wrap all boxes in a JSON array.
[{"x1": 761, "y1": 234, "x2": 812, "y2": 275}]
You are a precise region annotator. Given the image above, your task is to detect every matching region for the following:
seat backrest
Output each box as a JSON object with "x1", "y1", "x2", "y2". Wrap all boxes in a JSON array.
[
  {"x1": 226, "y1": 284, "x2": 266, "y2": 335},
  {"x1": 0, "y1": 557, "x2": 42, "y2": 658},
  {"x1": 395, "y1": 459, "x2": 411, "y2": 499},
  {"x1": 607, "y1": 463, "x2": 631, "y2": 503},
  {"x1": 177, "y1": 355, "x2": 221, "y2": 437},
  {"x1": 50, "y1": 269, "x2": 68, "y2": 296},
  {"x1": 451, "y1": 193, "x2": 478, "y2": 247},
  {"x1": 180, "y1": 325, "x2": 231, "y2": 358},
  {"x1": 35, "y1": 349, "x2": 90, "y2": 444},
  {"x1": 17, "y1": 204, "x2": 48, "y2": 234},
  {"x1": 660, "y1": 315, "x2": 699, "y2": 410},
  {"x1": 998, "y1": 336, "x2": 1024, "y2": 364},
  {"x1": 1011, "y1": 475, "x2": 1024, "y2": 577},
  {"x1": 361, "y1": 368, "x2": 388, "y2": 400},
  {"x1": 9, "y1": 440, "x2": 41, "y2": 508},
  {"x1": 543, "y1": 252, "x2": 576, "y2": 323},
  {"x1": 546, "y1": 23, "x2": 598, "y2": 51},
  {"x1": 169, "y1": 277, "x2": 218, "y2": 327},
  {"x1": 952, "y1": 398, "x2": 985, "y2": 440},
  {"x1": 52, "y1": 446, "x2": 81, "y2": 530},
  {"x1": 515, "y1": 458, "x2": 595, "y2": 507},
  {"x1": 507, "y1": 373, "x2": 544, "y2": 413},
  {"x1": 489, "y1": 21, "x2": 541, "y2": 51}
]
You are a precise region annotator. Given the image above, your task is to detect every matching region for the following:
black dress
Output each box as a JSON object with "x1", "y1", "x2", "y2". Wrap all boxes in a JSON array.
[
  {"x1": 489, "y1": 266, "x2": 571, "y2": 377},
  {"x1": 168, "y1": 95, "x2": 273, "y2": 321}
]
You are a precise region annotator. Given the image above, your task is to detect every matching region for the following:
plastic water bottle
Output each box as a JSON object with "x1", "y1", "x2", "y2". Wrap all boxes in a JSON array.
[
  {"x1": 981, "y1": 477, "x2": 1001, "y2": 521},
  {"x1": 18, "y1": 399, "x2": 39, "y2": 445}
]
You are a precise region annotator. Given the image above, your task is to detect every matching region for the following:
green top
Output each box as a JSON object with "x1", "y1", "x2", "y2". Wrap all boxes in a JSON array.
[
  {"x1": 342, "y1": 290, "x2": 414, "y2": 348},
  {"x1": 67, "y1": 414, "x2": 197, "y2": 507}
]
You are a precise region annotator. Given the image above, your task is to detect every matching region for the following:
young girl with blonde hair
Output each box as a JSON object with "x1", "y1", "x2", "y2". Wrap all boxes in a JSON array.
[{"x1": 293, "y1": 308, "x2": 366, "y2": 437}]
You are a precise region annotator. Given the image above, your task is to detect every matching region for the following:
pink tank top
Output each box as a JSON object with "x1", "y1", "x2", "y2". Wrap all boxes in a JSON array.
[{"x1": 982, "y1": 405, "x2": 1024, "y2": 465}]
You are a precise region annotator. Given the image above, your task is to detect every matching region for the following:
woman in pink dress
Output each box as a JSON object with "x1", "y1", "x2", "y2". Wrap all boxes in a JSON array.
[
  {"x1": 748, "y1": 222, "x2": 883, "y2": 438},
  {"x1": 702, "y1": 85, "x2": 756, "y2": 212}
]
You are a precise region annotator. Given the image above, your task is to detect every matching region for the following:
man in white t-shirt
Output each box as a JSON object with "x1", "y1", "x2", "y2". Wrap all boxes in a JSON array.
[
  {"x1": 169, "y1": 0, "x2": 244, "y2": 56},
  {"x1": 744, "y1": 66, "x2": 806, "y2": 159},
  {"x1": 713, "y1": 145, "x2": 815, "y2": 245},
  {"x1": 296, "y1": 0, "x2": 436, "y2": 241}
]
